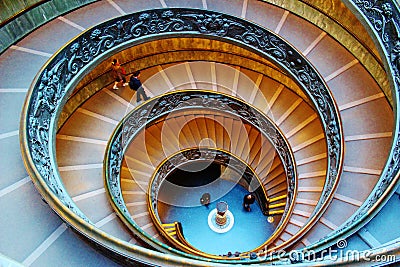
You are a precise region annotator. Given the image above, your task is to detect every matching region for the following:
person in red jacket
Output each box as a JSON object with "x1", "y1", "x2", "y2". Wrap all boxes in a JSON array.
[{"x1": 111, "y1": 59, "x2": 128, "y2": 90}]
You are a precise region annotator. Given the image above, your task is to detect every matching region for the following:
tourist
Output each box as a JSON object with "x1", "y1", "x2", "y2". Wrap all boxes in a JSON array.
[
  {"x1": 110, "y1": 58, "x2": 128, "y2": 90},
  {"x1": 200, "y1": 193, "x2": 210, "y2": 207},
  {"x1": 129, "y1": 70, "x2": 150, "y2": 102},
  {"x1": 243, "y1": 193, "x2": 255, "y2": 211}
]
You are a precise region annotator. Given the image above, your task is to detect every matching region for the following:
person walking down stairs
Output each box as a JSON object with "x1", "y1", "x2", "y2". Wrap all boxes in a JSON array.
[
  {"x1": 111, "y1": 58, "x2": 129, "y2": 90},
  {"x1": 129, "y1": 70, "x2": 150, "y2": 102}
]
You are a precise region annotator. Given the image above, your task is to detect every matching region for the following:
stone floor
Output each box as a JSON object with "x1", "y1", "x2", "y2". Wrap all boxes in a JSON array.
[{"x1": 158, "y1": 179, "x2": 276, "y2": 255}]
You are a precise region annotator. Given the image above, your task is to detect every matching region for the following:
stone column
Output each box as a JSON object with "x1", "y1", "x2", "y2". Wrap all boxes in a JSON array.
[{"x1": 215, "y1": 201, "x2": 228, "y2": 226}]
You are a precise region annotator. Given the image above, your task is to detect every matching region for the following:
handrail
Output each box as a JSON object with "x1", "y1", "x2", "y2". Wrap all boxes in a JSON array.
[{"x1": 21, "y1": 8, "x2": 345, "y2": 265}]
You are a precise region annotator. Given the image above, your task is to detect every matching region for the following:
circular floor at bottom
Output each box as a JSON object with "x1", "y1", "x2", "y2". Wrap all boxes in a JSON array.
[{"x1": 157, "y1": 179, "x2": 276, "y2": 255}]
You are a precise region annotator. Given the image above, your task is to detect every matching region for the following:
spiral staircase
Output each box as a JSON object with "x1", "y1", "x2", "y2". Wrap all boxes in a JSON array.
[{"x1": 1, "y1": 0, "x2": 400, "y2": 266}]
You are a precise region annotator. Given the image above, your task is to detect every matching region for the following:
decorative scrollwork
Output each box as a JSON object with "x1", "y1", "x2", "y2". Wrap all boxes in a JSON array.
[{"x1": 28, "y1": 55, "x2": 88, "y2": 220}]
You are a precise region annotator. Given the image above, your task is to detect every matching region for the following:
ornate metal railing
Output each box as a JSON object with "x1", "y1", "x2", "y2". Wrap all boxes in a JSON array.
[
  {"x1": 20, "y1": 8, "x2": 345, "y2": 265},
  {"x1": 104, "y1": 90, "x2": 297, "y2": 259}
]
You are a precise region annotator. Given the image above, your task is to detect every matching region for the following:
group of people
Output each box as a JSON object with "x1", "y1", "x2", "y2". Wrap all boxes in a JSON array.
[
  {"x1": 221, "y1": 251, "x2": 241, "y2": 257},
  {"x1": 220, "y1": 251, "x2": 257, "y2": 259},
  {"x1": 110, "y1": 58, "x2": 149, "y2": 102}
]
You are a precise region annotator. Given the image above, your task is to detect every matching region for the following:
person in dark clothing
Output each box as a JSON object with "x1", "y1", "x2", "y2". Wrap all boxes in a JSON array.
[
  {"x1": 200, "y1": 193, "x2": 211, "y2": 208},
  {"x1": 129, "y1": 70, "x2": 149, "y2": 102},
  {"x1": 243, "y1": 193, "x2": 255, "y2": 211}
]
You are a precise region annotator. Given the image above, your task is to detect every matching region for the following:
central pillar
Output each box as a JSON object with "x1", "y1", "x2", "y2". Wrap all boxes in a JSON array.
[
  {"x1": 215, "y1": 201, "x2": 228, "y2": 226},
  {"x1": 208, "y1": 201, "x2": 234, "y2": 233}
]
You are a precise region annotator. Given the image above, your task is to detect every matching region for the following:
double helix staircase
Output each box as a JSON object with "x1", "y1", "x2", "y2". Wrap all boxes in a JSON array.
[{"x1": 1, "y1": 0, "x2": 399, "y2": 266}]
